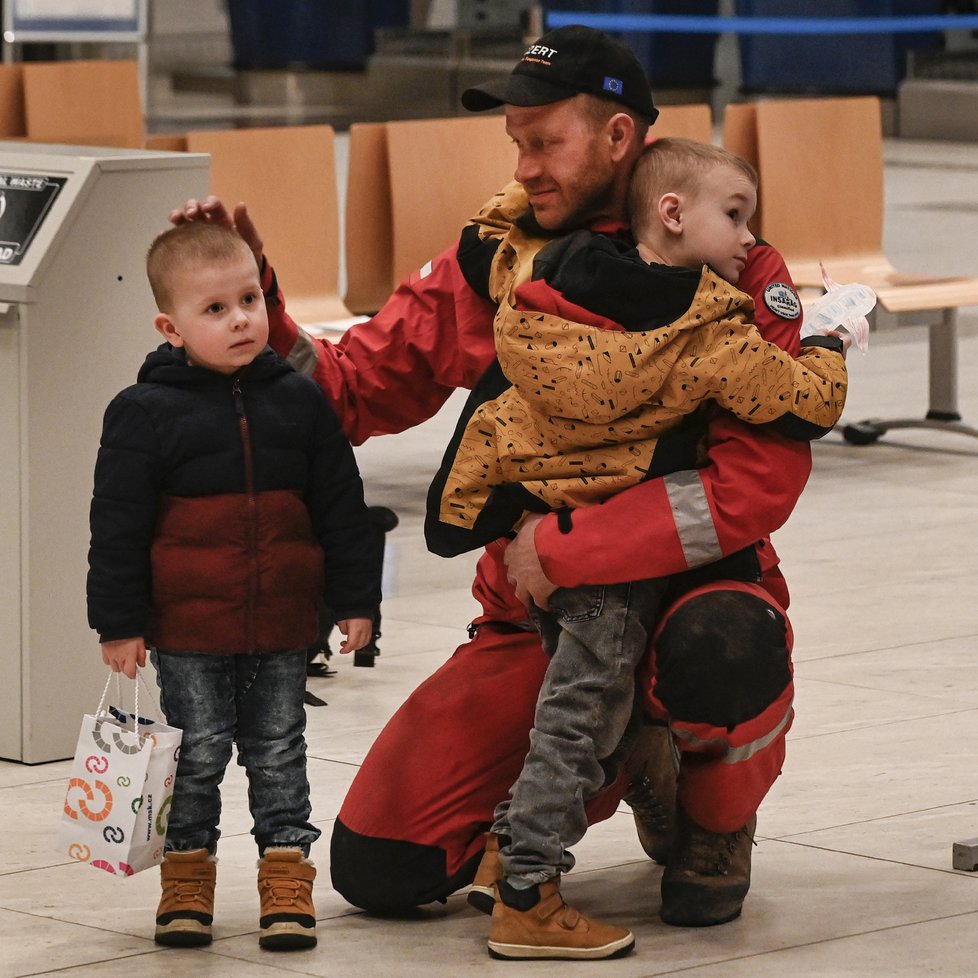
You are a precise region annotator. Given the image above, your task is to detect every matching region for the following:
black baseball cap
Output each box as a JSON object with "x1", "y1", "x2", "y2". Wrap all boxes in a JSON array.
[{"x1": 461, "y1": 25, "x2": 658, "y2": 123}]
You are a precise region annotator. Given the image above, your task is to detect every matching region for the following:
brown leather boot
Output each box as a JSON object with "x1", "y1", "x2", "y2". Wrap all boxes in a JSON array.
[
  {"x1": 257, "y1": 848, "x2": 317, "y2": 950},
  {"x1": 488, "y1": 878, "x2": 634, "y2": 961},
  {"x1": 660, "y1": 805, "x2": 757, "y2": 927},
  {"x1": 155, "y1": 849, "x2": 217, "y2": 947},
  {"x1": 622, "y1": 721, "x2": 679, "y2": 864},
  {"x1": 467, "y1": 832, "x2": 502, "y2": 915}
]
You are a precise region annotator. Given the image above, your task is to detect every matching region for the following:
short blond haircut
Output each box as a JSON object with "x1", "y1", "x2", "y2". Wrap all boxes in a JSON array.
[
  {"x1": 147, "y1": 221, "x2": 256, "y2": 311},
  {"x1": 628, "y1": 137, "x2": 757, "y2": 241}
]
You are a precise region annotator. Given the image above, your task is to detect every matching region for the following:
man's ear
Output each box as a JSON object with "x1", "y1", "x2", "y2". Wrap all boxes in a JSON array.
[
  {"x1": 658, "y1": 193, "x2": 684, "y2": 235},
  {"x1": 607, "y1": 112, "x2": 638, "y2": 163},
  {"x1": 154, "y1": 312, "x2": 184, "y2": 347}
]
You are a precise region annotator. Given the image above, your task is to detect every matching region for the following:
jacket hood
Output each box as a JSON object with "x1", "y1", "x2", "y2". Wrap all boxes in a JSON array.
[{"x1": 136, "y1": 343, "x2": 290, "y2": 386}]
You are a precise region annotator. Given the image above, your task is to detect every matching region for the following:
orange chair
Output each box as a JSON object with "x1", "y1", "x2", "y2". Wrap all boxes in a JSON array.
[
  {"x1": 343, "y1": 122, "x2": 393, "y2": 316},
  {"x1": 23, "y1": 60, "x2": 143, "y2": 148},
  {"x1": 186, "y1": 124, "x2": 352, "y2": 330},
  {"x1": 384, "y1": 115, "x2": 517, "y2": 286},
  {"x1": 726, "y1": 96, "x2": 978, "y2": 443}
]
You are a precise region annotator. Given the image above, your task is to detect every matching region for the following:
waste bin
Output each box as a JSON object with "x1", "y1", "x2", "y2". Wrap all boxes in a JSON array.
[
  {"x1": 545, "y1": 1, "x2": 720, "y2": 90},
  {"x1": 228, "y1": 0, "x2": 409, "y2": 71},
  {"x1": 736, "y1": 0, "x2": 944, "y2": 95}
]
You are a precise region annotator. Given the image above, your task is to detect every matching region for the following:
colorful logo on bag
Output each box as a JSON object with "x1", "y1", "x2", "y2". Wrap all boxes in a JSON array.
[
  {"x1": 67, "y1": 843, "x2": 91, "y2": 862},
  {"x1": 91, "y1": 717, "x2": 143, "y2": 755},
  {"x1": 103, "y1": 825, "x2": 126, "y2": 844},
  {"x1": 85, "y1": 754, "x2": 108, "y2": 774},
  {"x1": 64, "y1": 778, "x2": 113, "y2": 821},
  {"x1": 131, "y1": 796, "x2": 144, "y2": 815},
  {"x1": 90, "y1": 859, "x2": 135, "y2": 876},
  {"x1": 156, "y1": 796, "x2": 173, "y2": 836}
]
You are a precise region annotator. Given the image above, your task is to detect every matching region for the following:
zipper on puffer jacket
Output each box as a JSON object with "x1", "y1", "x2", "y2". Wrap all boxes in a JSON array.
[{"x1": 233, "y1": 376, "x2": 258, "y2": 651}]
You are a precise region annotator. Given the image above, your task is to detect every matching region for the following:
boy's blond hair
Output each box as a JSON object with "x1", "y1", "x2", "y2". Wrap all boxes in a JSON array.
[
  {"x1": 147, "y1": 221, "x2": 256, "y2": 312},
  {"x1": 628, "y1": 137, "x2": 758, "y2": 241}
]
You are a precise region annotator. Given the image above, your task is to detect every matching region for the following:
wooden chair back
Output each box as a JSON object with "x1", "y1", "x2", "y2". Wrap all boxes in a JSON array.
[
  {"x1": 0, "y1": 64, "x2": 25, "y2": 138},
  {"x1": 752, "y1": 96, "x2": 886, "y2": 287},
  {"x1": 721, "y1": 101, "x2": 762, "y2": 234},
  {"x1": 384, "y1": 115, "x2": 517, "y2": 284},
  {"x1": 23, "y1": 60, "x2": 143, "y2": 148},
  {"x1": 343, "y1": 122, "x2": 393, "y2": 316},
  {"x1": 653, "y1": 103, "x2": 713, "y2": 144},
  {"x1": 186, "y1": 124, "x2": 349, "y2": 325}
]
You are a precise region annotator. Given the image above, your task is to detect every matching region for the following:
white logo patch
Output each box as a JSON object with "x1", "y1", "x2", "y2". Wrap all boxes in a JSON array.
[{"x1": 763, "y1": 282, "x2": 802, "y2": 321}]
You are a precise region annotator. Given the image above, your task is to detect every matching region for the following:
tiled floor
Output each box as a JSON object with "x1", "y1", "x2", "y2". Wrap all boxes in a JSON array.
[{"x1": 3, "y1": 128, "x2": 978, "y2": 976}]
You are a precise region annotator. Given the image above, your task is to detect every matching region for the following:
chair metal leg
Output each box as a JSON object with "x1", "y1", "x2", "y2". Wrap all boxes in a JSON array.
[{"x1": 842, "y1": 307, "x2": 978, "y2": 444}]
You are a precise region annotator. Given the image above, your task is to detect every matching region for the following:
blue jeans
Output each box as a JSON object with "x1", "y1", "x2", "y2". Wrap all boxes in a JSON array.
[
  {"x1": 151, "y1": 648, "x2": 321, "y2": 857},
  {"x1": 492, "y1": 578, "x2": 665, "y2": 884}
]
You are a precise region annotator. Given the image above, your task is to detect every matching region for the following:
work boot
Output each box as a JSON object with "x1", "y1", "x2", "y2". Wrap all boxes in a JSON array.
[
  {"x1": 622, "y1": 721, "x2": 678, "y2": 864},
  {"x1": 257, "y1": 848, "x2": 317, "y2": 950},
  {"x1": 488, "y1": 878, "x2": 635, "y2": 961},
  {"x1": 659, "y1": 805, "x2": 757, "y2": 927},
  {"x1": 468, "y1": 832, "x2": 503, "y2": 915},
  {"x1": 155, "y1": 848, "x2": 217, "y2": 947}
]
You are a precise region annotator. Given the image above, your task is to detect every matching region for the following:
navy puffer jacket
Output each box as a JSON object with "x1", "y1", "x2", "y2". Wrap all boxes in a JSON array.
[{"x1": 88, "y1": 344, "x2": 379, "y2": 653}]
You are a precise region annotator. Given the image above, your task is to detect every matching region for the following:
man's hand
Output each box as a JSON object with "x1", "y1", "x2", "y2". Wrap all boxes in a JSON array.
[
  {"x1": 101, "y1": 637, "x2": 147, "y2": 680},
  {"x1": 504, "y1": 514, "x2": 557, "y2": 610},
  {"x1": 168, "y1": 195, "x2": 264, "y2": 266}
]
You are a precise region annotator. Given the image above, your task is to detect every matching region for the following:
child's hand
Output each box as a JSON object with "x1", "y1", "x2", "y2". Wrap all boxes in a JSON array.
[
  {"x1": 101, "y1": 637, "x2": 147, "y2": 679},
  {"x1": 336, "y1": 618, "x2": 374, "y2": 654}
]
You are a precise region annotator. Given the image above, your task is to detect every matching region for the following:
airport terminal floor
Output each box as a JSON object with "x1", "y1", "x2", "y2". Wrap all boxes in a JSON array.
[{"x1": 3, "y1": 126, "x2": 978, "y2": 975}]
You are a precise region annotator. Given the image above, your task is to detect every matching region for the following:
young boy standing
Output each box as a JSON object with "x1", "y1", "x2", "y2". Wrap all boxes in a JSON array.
[
  {"x1": 426, "y1": 139, "x2": 848, "y2": 959},
  {"x1": 87, "y1": 221, "x2": 380, "y2": 951}
]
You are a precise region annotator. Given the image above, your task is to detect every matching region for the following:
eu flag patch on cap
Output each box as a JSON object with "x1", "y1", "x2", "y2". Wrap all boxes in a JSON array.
[{"x1": 603, "y1": 76, "x2": 623, "y2": 95}]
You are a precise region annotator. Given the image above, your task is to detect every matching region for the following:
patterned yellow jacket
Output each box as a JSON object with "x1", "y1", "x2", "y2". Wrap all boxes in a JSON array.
[{"x1": 426, "y1": 183, "x2": 847, "y2": 557}]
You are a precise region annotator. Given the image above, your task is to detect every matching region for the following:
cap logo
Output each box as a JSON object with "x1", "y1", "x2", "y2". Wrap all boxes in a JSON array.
[
  {"x1": 603, "y1": 76, "x2": 624, "y2": 96},
  {"x1": 524, "y1": 44, "x2": 557, "y2": 60}
]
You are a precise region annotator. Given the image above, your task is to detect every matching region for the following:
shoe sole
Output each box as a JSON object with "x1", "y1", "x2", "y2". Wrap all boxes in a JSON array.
[
  {"x1": 467, "y1": 884, "x2": 495, "y2": 915},
  {"x1": 659, "y1": 904, "x2": 743, "y2": 928},
  {"x1": 487, "y1": 934, "x2": 635, "y2": 961},
  {"x1": 259, "y1": 921, "x2": 317, "y2": 951},
  {"x1": 155, "y1": 920, "x2": 212, "y2": 947}
]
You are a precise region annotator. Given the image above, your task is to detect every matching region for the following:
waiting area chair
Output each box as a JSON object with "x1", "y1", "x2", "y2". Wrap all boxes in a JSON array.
[
  {"x1": 186, "y1": 124, "x2": 353, "y2": 331},
  {"x1": 22, "y1": 59, "x2": 143, "y2": 149},
  {"x1": 727, "y1": 95, "x2": 978, "y2": 443}
]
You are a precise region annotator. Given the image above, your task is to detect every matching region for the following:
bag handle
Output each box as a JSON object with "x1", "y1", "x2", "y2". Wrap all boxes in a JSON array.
[{"x1": 97, "y1": 668, "x2": 160, "y2": 731}]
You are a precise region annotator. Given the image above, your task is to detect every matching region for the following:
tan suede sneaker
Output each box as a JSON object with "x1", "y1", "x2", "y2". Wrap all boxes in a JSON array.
[
  {"x1": 488, "y1": 878, "x2": 634, "y2": 961},
  {"x1": 155, "y1": 848, "x2": 217, "y2": 947},
  {"x1": 257, "y1": 848, "x2": 317, "y2": 950},
  {"x1": 468, "y1": 832, "x2": 502, "y2": 915}
]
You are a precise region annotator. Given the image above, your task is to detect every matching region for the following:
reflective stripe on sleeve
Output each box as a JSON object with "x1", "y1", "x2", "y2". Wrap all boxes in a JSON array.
[
  {"x1": 673, "y1": 704, "x2": 795, "y2": 765},
  {"x1": 285, "y1": 327, "x2": 321, "y2": 378},
  {"x1": 663, "y1": 469, "x2": 722, "y2": 567}
]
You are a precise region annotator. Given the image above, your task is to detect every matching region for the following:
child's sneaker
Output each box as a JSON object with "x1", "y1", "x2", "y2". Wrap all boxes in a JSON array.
[
  {"x1": 257, "y1": 848, "x2": 317, "y2": 950},
  {"x1": 468, "y1": 832, "x2": 503, "y2": 915},
  {"x1": 488, "y1": 878, "x2": 634, "y2": 960},
  {"x1": 155, "y1": 849, "x2": 217, "y2": 947}
]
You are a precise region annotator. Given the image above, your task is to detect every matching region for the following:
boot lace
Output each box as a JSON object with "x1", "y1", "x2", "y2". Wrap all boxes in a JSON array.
[
  {"x1": 624, "y1": 774, "x2": 672, "y2": 834},
  {"x1": 261, "y1": 878, "x2": 304, "y2": 908},
  {"x1": 681, "y1": 822, "x2": 755, "y2": 877}
]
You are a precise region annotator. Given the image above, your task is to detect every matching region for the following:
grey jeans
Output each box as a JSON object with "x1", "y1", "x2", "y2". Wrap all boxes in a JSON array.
[
  {"x1": 492, "y1": 577, "x2": 666, "y2": 884},
  {"x1": 151, "y1": 648, "x2": 321, "y2": 857}
]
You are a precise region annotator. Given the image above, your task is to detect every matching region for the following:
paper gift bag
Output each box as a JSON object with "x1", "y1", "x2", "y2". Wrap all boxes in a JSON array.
[{"x1": 59, "y1": 673, "x2": 182, "y2": 876}]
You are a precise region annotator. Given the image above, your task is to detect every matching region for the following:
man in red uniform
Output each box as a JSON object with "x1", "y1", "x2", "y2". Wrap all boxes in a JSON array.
[{"x1": 174, "y1": 25, "x2": 811, "y2": 935}]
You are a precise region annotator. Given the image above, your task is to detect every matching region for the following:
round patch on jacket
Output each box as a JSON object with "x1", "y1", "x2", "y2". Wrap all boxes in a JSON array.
[{"x1": 763, "y1": 282, "x2": 802, "y2": 321}]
